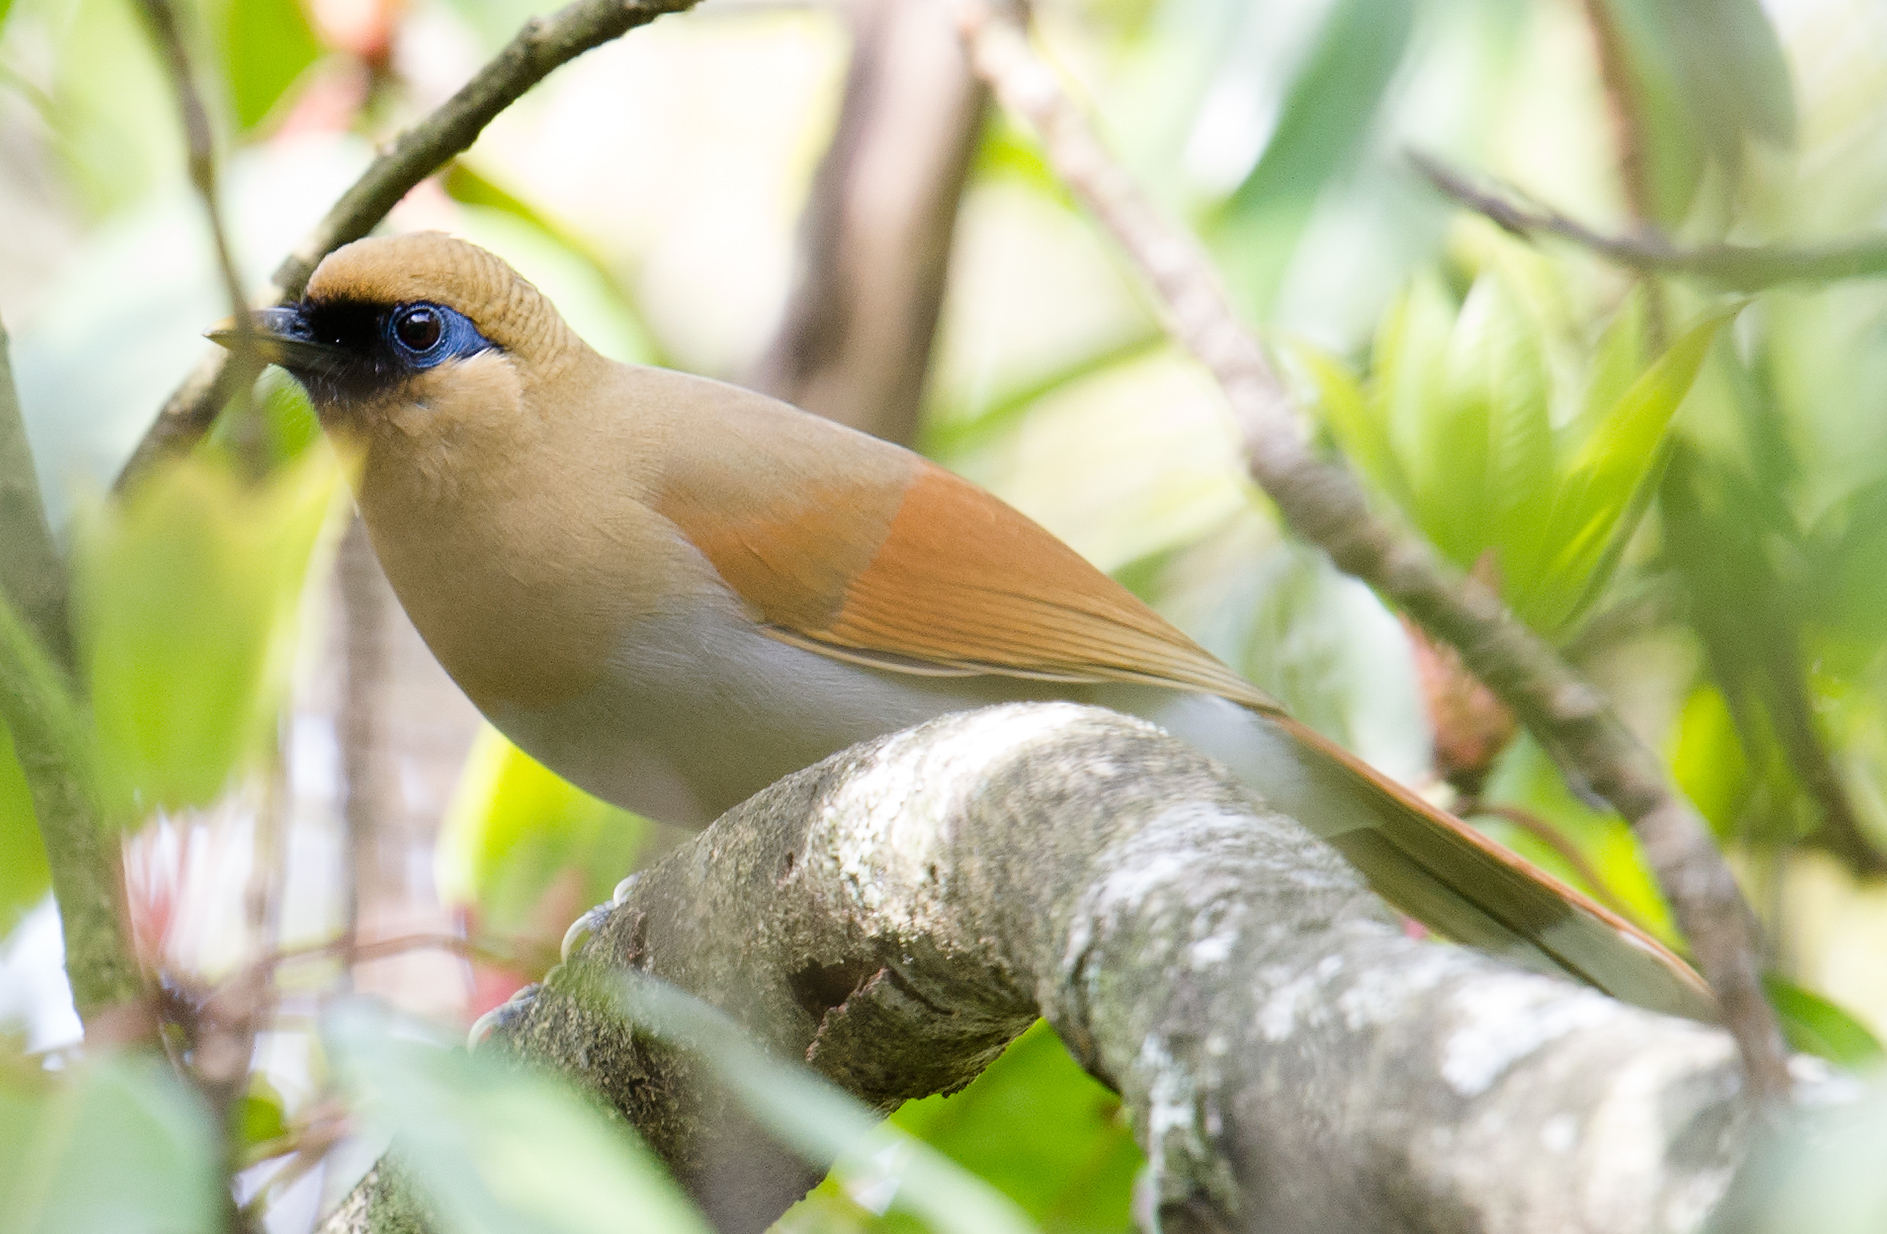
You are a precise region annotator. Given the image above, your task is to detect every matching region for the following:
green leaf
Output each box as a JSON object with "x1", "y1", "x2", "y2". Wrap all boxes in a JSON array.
[
  {"x1": 1534, "y1": 309, "x2": 1731, "y2": 629},
  {"x1": 887, "y1": 1021, "x2": 1140, "y2": 1231},
  {"x1": 216, "y1": 0, "x2": 320, "y2": 131},
  {"x1": 1669, "y1": 685, "x2": 1753, "y2": 839},
  {"x1": 76, "y1": 450, "x2": 344, "y2": 823},
  {"x1": 1565, "y1": 290, "x2": 1649, "y2": 475},
  {"x1": 1807, "y1": 475, "x2": 1887, "y2": 670},
  {"x1": 1372, "y1": 274, "x2": 1457, "y2": 520},
  {"x1": 1763, "y1": 974, "x2": 1886, "y2": 1071},
  {"x1": 436, "y1": 725, "x2": 649, "y2": 940},
  {"x1": 234, "y1": 1076, "x2": 289, "y2": 1157},
  {"x1": 326, "y1": 1001, "x2": 710, "y2": 1234},
  {"x1": 1299, "y1": 344, "x2": 1410, "y2": 508},
  {"x1": 0, "y1": 1051, "x2": 221, "y2": 1234},
  {"x1": 1212, "y1": 0, "x2": 1416, "y2": 310},
  {"x1": 0, "y1": 720, "x2": 49, "y2": 934},
  {"x1": 614, "y1": 975, "x2": 1040, "y2": 1234}
]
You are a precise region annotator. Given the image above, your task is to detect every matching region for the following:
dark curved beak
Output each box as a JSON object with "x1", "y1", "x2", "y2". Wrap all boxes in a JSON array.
[{"x1": 206, "y1": 306, "x2": 345, "y2": 374}]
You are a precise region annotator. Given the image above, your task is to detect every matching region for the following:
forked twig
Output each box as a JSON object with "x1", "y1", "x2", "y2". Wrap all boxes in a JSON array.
[
  {"x1": 116, "y1": 0, "x2": 703, "y2": 491},
  {"x1": 956, "y1": 0, "x2": 1791, "y2": 1103}
]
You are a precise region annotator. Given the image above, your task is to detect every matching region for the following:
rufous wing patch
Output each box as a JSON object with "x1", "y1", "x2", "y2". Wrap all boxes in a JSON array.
[{"x1": 764, "y1": 460, "x2": 1277, "y2": 708}]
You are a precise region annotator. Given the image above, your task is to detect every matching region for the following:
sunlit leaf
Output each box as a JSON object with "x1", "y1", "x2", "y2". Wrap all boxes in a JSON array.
[
  {"x1": 1764, "y1": 974, "x2": 1886, "y2": 1071},
  {"x1": 0, "y1": 1050, "x2": 220, "y2": 1234},
  {"x1": 888, "y1": 1021, "x2": 1139, "y2": 1232},
  {"x1": 1299, "y1": 344, "x2": 1409, "y2": 509},
  {"x1": 437, "y1": 725, "x2": 649, "y2": 940},
  {"x1": 1669, "y1": 684, "x2": 1753, "y2": 839},
  {"x1": 614, "y1": 975, "x2": 1040, "y2": 1234},
  {"x1": 1533, "y1": 309, "x2": 1731, "y2": 629},
  {"x1": 1565, "y1": 290, "x2": 1648, "y2": 477},
  {"x1": 235, "y1": 1075, "x2": 289, "y2": 1158},
  {"x1": 76, "y1": 449, "x2": 345, "y2": 823},
  {"x1": 216, "y1": 0, "x2": 320, "y2": 131},
  {"x1": 327, "y1": 1001, "x2": 709, "y2": 1234}
]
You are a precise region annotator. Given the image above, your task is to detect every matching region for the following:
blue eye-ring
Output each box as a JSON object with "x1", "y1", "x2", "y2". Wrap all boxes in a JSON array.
[{"x1": 386, "y1": 302, "x2": 491, "y2": 368}]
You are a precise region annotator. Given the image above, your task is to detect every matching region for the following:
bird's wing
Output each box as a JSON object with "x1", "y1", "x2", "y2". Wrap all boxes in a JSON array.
[
  {"x1": 665, "y1": 451, "x2": 1277, "y2": 706},
  {"x1": 658, "y1": 442, "x2": 1715, "y2": 1022}
]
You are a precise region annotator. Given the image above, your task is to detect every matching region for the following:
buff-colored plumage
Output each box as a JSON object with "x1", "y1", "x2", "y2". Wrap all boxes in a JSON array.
[{"x1": 225, "y1": 232, "x2": 1715, "y2": 1021}]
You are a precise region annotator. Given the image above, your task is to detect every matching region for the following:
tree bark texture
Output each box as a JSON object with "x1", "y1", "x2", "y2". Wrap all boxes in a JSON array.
[
  {"x1": 749, "y1": 0, "x2": 986, "y2": 446},
  {"x1": 328, "y1": 703, "x2": 1756, "y2": 1234}
]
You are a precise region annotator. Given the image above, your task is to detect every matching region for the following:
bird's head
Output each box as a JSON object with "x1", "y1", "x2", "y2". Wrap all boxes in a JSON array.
[{"x1": 208, "y1": 232, "x2": 589, "y2": 437}]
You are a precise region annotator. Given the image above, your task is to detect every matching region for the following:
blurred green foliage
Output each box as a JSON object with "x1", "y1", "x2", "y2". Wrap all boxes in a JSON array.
[
  {"x1": 1304, "y1": 263, "x2": 1725, "y2": 636},
  {"x1": 73, "y1": 449, "x2": 342, "y2": 823},
  {"x1": 210, "y1": 0, "x2": 319, "y2": 132},
  {"x1": 785, "y1": 1021, "x2": 1141, "y2": 1234},
  {"x1": 0, "y1": 1043, "x2": 221, "y2": 1234},
  {"x1": 616, "y1": 975, "x2": 1041, "y2": 1234},
  {"x1": 329, "y1": 1001, "x2": 712, "y2": 1234}
]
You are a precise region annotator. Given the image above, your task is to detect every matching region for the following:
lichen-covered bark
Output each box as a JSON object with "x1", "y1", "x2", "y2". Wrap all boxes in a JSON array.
[{"x1": 328, "y1": 703, "x2": 1757, "y2": 1234}]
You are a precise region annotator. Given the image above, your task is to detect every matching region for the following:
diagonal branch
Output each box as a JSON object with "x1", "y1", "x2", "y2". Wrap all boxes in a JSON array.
[
  {"x1": 1415, "y1": 154, "x2": 1887, "y2": 292},
  {"x1": 114, "y1": 0, "x2": 703, "y2": 492},
  {"x1": 331, "y1": 704, "x2": 1758, "y2": 1234},
  {"x1": 954, "y1": 0, "x2": 1792, "y2": 1104}
]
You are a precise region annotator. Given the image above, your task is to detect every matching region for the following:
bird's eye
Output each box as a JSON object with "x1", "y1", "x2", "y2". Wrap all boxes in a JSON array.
[{"x1": 392, "y1": 306, "x2": 444, "y2": 353}]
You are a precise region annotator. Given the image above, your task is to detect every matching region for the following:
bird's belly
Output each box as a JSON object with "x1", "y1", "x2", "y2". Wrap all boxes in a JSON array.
[{"x1": 483, "y1": 605, "x2": 1057, "y2": 827}]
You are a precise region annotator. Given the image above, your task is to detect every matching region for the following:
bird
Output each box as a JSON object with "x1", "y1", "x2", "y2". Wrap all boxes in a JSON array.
[{"x1": 211, "y1": 230, "x2": 1713, "y2": 1021}]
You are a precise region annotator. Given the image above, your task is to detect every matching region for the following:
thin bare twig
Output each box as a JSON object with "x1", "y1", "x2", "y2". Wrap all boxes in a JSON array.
[
  {"x1": 957, "y1": 1, "x2": 1793, "y2": 1103},
  {"x1": 115, "y1": 0, "x2": 703, "y2": 492},
  {"x1": 1416, "y1": 154, "x2": 1887, "y2": 293},
  {"x1": 133, "y1": 0, "x2": 255, "y2": 400}
]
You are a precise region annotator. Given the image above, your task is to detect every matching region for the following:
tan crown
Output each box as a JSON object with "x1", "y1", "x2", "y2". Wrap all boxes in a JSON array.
[{"x1": 305, "y1": 232, "x2": 585, "y2": 367}]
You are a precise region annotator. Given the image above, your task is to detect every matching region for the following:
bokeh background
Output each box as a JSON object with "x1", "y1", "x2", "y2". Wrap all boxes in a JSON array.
[{"x1": 5, "y1": 0, "x2": 1887, "y2": 1228}]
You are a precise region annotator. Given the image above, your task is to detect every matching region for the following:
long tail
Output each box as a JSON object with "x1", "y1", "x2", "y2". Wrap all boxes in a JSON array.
[{"x1": 1107, "y1": 686, "x2": 1717, "y2": 1022}]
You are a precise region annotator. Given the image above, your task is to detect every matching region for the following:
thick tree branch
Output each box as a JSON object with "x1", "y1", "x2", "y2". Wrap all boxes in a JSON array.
[
  {"x1": 1416, "y1": 155, "x2": 1887, "y2": 292},
  {"x1": 331, "y1": 704, "x2": 1758, "y2": 1234},
  {"x1": 954, "y1": 2, "x2": 1792, "y2": 1103},
  {"x1": 749, "y1": 0, "x2": 987, "y2": 446},
  {"x1": 115, "y1": 0, "x2": 702, "y2": 492}
]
